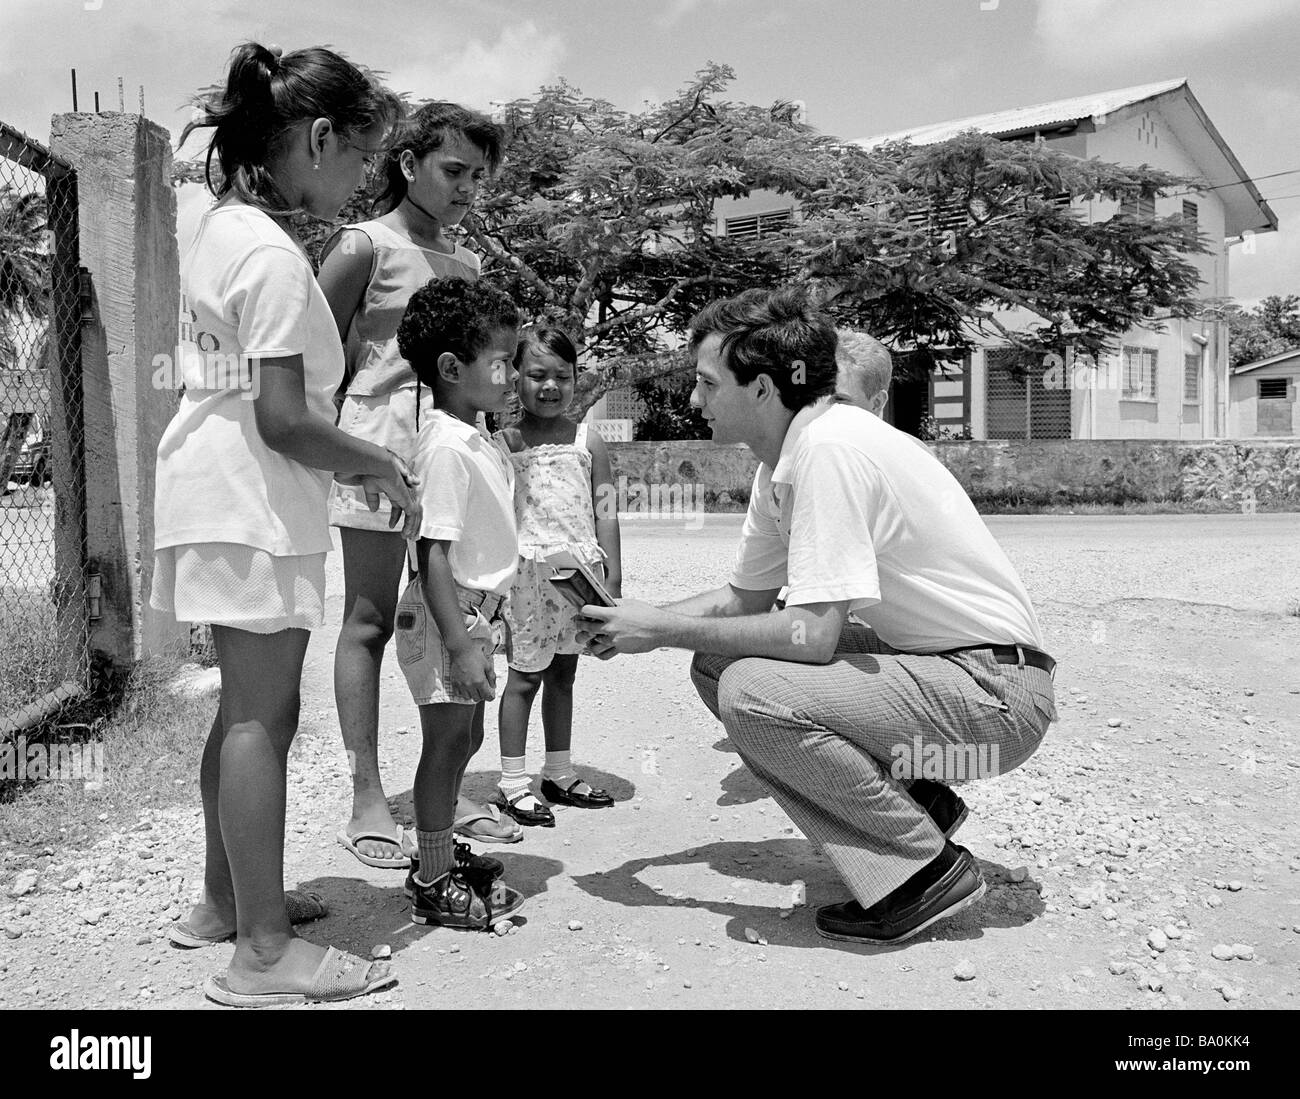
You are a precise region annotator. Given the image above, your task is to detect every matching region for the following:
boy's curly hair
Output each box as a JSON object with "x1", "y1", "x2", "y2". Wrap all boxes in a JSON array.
[{"x1": 397, "y1": 277, "x2": 521, "y2": 388}]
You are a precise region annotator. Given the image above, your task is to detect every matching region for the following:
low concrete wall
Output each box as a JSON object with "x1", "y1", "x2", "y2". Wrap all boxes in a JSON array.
[{"x1": 607, "y1": 439, "x2": 1300, "y2": 510}]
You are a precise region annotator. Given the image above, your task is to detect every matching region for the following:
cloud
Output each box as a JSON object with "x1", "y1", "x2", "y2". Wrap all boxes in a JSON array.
[
  {"x1": 1033, "y1": 0, "x2": 1295, "y2": 65},
  {"x1": 656, "y1": 0, "x2": 751, "y2": 29},
  {"x1": 385, "y1": 22, "x2": 566, "y2": 107}
]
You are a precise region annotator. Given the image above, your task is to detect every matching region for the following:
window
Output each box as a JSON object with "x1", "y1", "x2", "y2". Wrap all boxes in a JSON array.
[
  {"x1": 1182, "y1": 199, "x2": 1198, "y2": 234},
  {"x1": 1183, "y1": 353, "x2": 1200, "y2": 402},
  {"x1": 1119, "y1": 193, "x2": 1155, "y2": 221},
  {"x1": 1122, "y1": 346, "x2": 1157, "y2": 401},
  {"x1": 723, "y1": 209, "x2": 794, "y2": 242},
  {"x1": 1259, "y1": 378, "x2": 1289, "y2": 399}
]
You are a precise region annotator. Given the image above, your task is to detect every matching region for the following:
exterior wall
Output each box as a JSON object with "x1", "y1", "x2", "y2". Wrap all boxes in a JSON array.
[
  {"x1": 607, "y1": 438, "x2": 1300, "y2": 510},
  {"x1": 1228, "y1": 363, "x2": 1300, "y2": 437},
  {"x1": 1072, "y1": 103, "x2": 1228, "y2": 440},
  {"x1": 712, "y1": 188, "x2": 797, "y2": 234},
  {"x1": 966, "y1": 101, "x2": 1231, "y2": 442}
]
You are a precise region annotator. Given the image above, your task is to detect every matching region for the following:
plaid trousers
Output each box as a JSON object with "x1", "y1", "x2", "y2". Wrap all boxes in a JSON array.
[{"x1": 691, "y1": 623, "x2": 1056, "y2": 908}]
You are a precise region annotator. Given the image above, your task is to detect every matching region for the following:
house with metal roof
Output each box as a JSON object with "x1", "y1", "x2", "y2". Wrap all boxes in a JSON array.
[{"x1": 853, "y1": 79, "x2": 1278, "y2": 441}]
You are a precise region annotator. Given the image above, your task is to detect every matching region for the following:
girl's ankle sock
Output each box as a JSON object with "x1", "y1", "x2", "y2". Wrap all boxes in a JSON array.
[
  {"x1": 498, "y1": 755, "x2": 531, "y2": 800},
  {"x1": 414, "y1": 827, "x2": 454, "y2": 886},
  {"x1": 542, "y1": 750, "x2": 580, "y2": 790}
]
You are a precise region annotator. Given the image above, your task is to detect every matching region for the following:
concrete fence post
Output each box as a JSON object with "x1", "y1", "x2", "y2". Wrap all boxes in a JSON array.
[{"x1": 48, "y1": 112, "x2": 187, "y2": 669}]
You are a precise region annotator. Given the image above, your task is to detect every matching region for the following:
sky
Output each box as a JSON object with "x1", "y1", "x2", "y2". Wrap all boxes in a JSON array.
[{"x1": 1, "y1": 0, "x2": 1297, "y2": 304}]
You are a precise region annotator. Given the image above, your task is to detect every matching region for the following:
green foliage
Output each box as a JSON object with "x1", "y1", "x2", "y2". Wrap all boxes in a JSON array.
[
  {"x1": 633, "y1": 369, "x2": 710, "y2": 440},
  {"x1": 1220, "y1": 294, "x2": 1300, "y2": 369},
  {"x1": 0, "y1": 186, "x2": 49, "y2": 364}
]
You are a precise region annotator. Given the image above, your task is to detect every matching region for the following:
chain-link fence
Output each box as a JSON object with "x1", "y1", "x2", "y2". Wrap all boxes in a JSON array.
[{"x1": 0, "y1": 122, "x2": 87, "y2": 724}]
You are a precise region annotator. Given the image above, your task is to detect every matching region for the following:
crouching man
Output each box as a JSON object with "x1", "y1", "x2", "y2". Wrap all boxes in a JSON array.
[{"x1": 579, "y1": 287, "x2": 1056, "y2": 945}]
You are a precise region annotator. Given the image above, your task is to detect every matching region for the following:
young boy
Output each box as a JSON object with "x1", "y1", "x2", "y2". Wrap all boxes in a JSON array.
[{"x1": 393, "y1": 277, "x2": 525, "y2": 929}]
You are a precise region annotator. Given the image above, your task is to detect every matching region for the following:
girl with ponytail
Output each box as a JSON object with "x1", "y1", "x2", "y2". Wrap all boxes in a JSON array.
[{"x1": 152, "y1": 42, "x2": 414, "y2": 1006}]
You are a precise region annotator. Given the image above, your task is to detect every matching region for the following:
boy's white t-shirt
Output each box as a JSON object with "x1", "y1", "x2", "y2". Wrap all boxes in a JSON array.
[
  {"x1": 154, "y1": 200, "x2": 344, "y2": 556},
  {"x1": 410, "y1": 409, "x2": 518, "y2": 595},
  {"x1": 732, "y1": 399, "x2": 1047, "y2": 653}
]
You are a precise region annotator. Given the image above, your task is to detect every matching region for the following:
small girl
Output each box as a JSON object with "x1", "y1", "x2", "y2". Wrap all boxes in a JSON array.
[
  {"x1": 319, "y1": 102, "x2": 521, "y2": 864},
  {"x1": 391, "y1": 277, "x2": 526, "y2": 929},
  {"x1": 152, "y1": 43, "x2": 415, "y2": 1005},
  {"x1": 493, "y1": 327, "x2": 623, "y2": 826}
]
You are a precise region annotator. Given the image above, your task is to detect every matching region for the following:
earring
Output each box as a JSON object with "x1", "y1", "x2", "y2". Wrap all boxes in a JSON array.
[{"x1": 313, "y1": 159, "x2": 321, "y2": 171}]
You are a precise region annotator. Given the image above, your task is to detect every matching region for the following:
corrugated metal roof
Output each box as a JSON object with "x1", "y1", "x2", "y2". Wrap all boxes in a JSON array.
[{"x1": 857, "y1": 78, "x2": 1188, "y2": 148}]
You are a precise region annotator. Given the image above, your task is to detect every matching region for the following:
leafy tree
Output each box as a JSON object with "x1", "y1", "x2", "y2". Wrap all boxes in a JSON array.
[
  {"x1": 632, "y1": 372, "x2": 710, "y2": 440},
  {"x1": 466, "y1": 68, "x2": 1209, "y2": 417},
  {"x1": 0, "y1": 186, "x2": 48, "y2": 366},
  {"x1": 1220, "y1": 294, "x2": 1300, "y2": 369}
]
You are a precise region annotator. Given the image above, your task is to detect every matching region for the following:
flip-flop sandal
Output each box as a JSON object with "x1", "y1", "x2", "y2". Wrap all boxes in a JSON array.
[
  {"x1": 453, "y1": 802, "x2": 523, "y2": 845},
  {"x1": 336, "y1": 825, "x2": 413, "y2": 869},
  {"x1": 203, "y1": 946, "x2": 396, "y2": 1007},
  {"x1": 168, "y1": 889, "x2": 329, "y2": 948}
]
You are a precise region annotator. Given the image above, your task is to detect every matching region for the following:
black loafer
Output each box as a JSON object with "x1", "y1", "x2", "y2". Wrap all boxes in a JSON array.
[
  {"x1": 496, "y1": 791, "x2": 555, "y2": 827},
  {"x1": 815, "y1": 842, "x2": 985, "y2": 945},
  {"x1": 540, "y1": 776, "x2": 614, "y2": 809},
  {"x1": 908, "y1": 778, "x2": 969, "y2": 838}
]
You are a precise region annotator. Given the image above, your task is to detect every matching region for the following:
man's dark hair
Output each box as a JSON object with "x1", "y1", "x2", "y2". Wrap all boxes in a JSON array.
[
  {"x1": 688, "y1": 286, "x2": 838, "y2": 411},
  {"x1": 397, "y1": 277, "x2": 520, "y2": 390}
]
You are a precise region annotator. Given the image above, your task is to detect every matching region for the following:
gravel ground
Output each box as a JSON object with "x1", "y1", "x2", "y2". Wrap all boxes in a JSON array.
[{"x1": 1, "y1": 513, "x2": 1298, "y2": 1010}]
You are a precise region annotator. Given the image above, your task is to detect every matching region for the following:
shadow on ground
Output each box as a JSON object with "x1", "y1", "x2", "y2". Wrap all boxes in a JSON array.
[
  {"x1": 297, "y1": 851, "x2": 566, "y2": 958},
  {"x1": 572, "y1": 841, "x2": 1044, "y2": 951}
]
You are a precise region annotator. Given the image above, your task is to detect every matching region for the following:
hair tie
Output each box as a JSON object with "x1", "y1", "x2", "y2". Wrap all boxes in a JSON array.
[{"x1": 267, "y1": 43, "x2": 284, "y2": 59}]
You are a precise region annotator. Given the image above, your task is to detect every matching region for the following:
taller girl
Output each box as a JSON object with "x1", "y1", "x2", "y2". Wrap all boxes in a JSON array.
[
  {"x1": 320, "y1": 104, "x2": 520, "y2": 864},
  {"x1": 152, "y1": 43, "x2": 415, "y2": 1005}
]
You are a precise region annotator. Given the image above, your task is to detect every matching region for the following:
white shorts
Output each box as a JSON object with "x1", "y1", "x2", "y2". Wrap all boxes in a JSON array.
[
  {"x1": 151, "y1": 543, "x2": 327, "y2": 633},
  {"x1": 329, "y1": 387, "x2": 433, "y2": 531}
]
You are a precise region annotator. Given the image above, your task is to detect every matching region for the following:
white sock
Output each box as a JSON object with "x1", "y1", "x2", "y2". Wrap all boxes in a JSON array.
[
  {"x1": 499, "y1": 755, "x2": 534, "y2": 803},
  {"x1": 543, "y1": 750, "x2": 579, "y2": 789}
]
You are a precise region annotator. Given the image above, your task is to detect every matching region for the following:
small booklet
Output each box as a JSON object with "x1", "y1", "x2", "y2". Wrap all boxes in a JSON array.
[{"x1": 544, "y1": 550, "x2": 617, "y2": 610}]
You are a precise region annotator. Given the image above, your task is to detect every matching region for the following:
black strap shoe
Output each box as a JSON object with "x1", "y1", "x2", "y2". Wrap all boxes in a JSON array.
[
  {"x1": 496, "y1": 790, "x2": 556, "y2": 827},
  {"x1": 540, "y1": 776, "x2": 614, "y2": 809},
  {"x1": 814, "y1": 843, "x2": 985, "y2": 945}
]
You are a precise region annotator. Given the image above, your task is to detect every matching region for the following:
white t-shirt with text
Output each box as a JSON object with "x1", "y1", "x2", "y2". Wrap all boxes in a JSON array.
[{"x1": 154, "y1": 200, "x2": 344, "y2": 555}]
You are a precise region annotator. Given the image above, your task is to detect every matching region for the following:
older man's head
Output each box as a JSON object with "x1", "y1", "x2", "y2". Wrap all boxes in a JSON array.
[{"x1": 836, "y1": 330, "x2": 893, "y2": 417}]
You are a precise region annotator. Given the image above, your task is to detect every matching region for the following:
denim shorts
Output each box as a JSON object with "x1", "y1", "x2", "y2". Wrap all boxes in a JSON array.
[{"x1": 394, "y1": 577, "x2": 509, "y2": 705}]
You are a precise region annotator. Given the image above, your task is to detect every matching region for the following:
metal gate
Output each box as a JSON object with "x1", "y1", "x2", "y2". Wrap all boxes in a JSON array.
[
  {"x1": 985, "y1": 347, "x2": 1072, "y2": 440},
  {"x1": 0, "y1": 120, "x2": 88, "y2": 730}
]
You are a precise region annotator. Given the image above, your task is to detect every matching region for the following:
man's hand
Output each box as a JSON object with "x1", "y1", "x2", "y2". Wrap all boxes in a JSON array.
[{"x1": 576, "y1": 599, "x2": 676, "y2": 659}]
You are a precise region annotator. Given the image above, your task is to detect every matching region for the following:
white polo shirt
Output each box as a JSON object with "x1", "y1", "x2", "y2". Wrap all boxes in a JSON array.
[
  {"x1": 409, "y1": 409, "x2": 518, "y2": 596},
  {"x1": 731, "y1": 398, "x2": 1046, "y2": 653}
]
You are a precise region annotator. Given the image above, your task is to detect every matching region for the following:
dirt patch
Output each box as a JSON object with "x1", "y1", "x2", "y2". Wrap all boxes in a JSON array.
[{"x1": 1, "y1": 514, "x2": 1297, "y2": 1009}]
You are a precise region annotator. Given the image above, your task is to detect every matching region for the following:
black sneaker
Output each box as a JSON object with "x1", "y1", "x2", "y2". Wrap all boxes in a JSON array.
[
  {"x1": 908, "y1": 778, "x2": 969, "y2": 838},
  {"x1": 404, "y1": 843, "x2": 504, "y2": 900},
  {"x1": 814, "y1": 842, "x2": 985, "y2": 945},
  {"x1": 409, "y1": 866, "x2": 525, "y2": 931}
]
